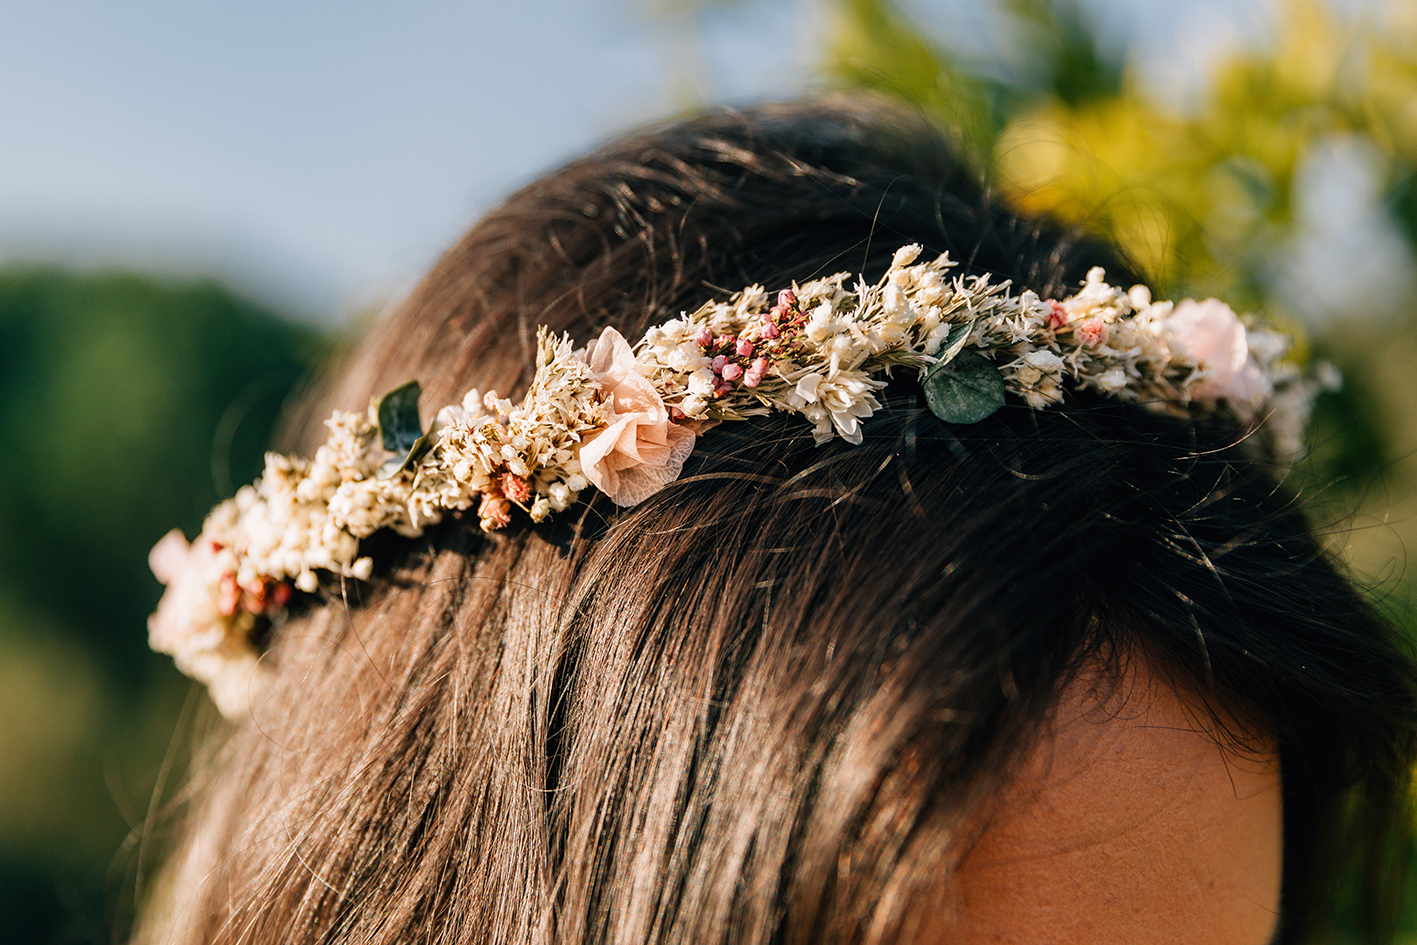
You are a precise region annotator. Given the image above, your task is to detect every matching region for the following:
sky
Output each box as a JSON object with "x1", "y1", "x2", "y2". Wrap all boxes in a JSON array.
[{"x1": 0, "y1": 0, "x2": 1306, "y2": 322}]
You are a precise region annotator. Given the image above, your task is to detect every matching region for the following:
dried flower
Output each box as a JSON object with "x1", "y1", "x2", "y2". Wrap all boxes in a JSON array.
[
  {"x1": 578, "y1": 327, "x2": 697, "y2": 506},
  {"x1": 1077, "y1": 320, "x2": 1109, "y2": 346},
  {"x1": 1166, "y1": 299, "x2": 1271, "y2": 415}
]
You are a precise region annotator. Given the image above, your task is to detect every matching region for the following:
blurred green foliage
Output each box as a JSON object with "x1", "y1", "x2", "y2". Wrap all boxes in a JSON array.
[
  {"x1": 0, "y1": 269, "x2": 325, "y2": 943},
  {"x1": 826, "y1": 0, "x2": 1417, "y2": 297}
]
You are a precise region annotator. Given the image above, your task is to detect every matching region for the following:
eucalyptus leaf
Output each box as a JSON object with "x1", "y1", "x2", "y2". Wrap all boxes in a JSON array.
[
  {"x1": 377, "y1": 430, "x2": 436, "y2": 480},
  {"x1": 375, "y1": 381, "x2": 435, "y2": 480},
  {"x1": 377, "y1": 381, "x2": 425, "y2": 454},
  {"x1": 923, "y1": 351, "x2": 1005, "y2": 424}
]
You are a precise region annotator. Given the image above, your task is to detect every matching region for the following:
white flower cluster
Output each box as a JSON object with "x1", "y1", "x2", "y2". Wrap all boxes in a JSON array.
[
  {"x1": 643, "y1": 247, "x2": 1210, "y2": 437},
  {"x1": 148, "y1": 245, "x2": 1328, "y2": 716}
]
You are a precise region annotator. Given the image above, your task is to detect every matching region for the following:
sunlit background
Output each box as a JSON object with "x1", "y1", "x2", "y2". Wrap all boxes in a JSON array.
[{"x1": 5, "y1": 0, "x2": 1417, "y2": 940}]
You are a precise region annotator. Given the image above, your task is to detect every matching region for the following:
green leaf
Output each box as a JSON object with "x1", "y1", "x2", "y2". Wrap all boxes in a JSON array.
[
  {"x1": 923, "y1": 351, "x2": 1005, "y2": 424},
  {"x1": 377, "y1": 430, "x2": 436, "y2": 480},
  {"x1": 375, "y1": 381, "x2": 435, "y2": 479},
  {"x1": 377, "y1": 381, "x2": 424, "y2": 454}
]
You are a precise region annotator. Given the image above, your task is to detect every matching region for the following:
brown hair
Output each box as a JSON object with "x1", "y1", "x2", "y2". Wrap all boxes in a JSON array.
[{"x1": 136, "y1": 96, "x2": 1417, "y2": 945}]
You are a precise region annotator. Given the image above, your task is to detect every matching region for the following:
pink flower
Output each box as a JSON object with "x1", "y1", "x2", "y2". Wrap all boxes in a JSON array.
[
  {"x1": 478, "y1": 493, "x2": 512, "y2": 530},
  {"x1": 498, "y1": 473, "x2": 531, "y2": 504},
  {"x1": 1166, "y1": 299, "x2": 1270, "y2": 415},
  {"x1": 148, "y1": 528, "x2": 194, "y2": 590},
  {"x1": 1046, "y1": 300, "x2": 1069, "y2": 328},
  {"x1": 1077, "y1": 319, "x2": 1109, "y2": 347},
  {"x1": 219, "y1": 573, "x2": 242, "y2": 617},
  {"x1": 146, "y1": 529, "x2": 267, "y2": 717},
  {"x1": 720, "y1": 363, "x2": 743, "y2": 383},
  {"x1": 147, "y1": 529, "x2": 223, "y2": 655},
  {"x1": 735, "y1": 338, "x2": 755, "y2": 358},
  {"x1": 580, "y1": 327, "x2": 696, "y2": 507},
  {"x1": 743, "y1": 357, "x2": 769, "y2": 388}
]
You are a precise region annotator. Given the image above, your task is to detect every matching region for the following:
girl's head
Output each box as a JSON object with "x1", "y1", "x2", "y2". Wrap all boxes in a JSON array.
[{"x1": 140, "y1": 96, "x2": 1417, "y2": 945}]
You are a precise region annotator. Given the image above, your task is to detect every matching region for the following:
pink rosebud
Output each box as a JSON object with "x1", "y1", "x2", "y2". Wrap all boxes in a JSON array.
[
  {"x1": 711, "y1": 354, "x2": 729, "y2": 374},
  {"x1": 735, "y1": 338, "x2": 754, "y2": 357},
  {"x1": 218, "y1": 573, "x2": 241, "y2": 618},
  {"x1": 743, "y1": 357, "x2": 769, "y2": 388},
  {"x1": 714, "y1": 334, "x2": 735, "y2": 349},
  {"x1": 695, "y1": 327, "x2": 713, "y2": 347},
  {"x1": 578, "y1": 326, "x2": 696, "y2": 508},
  {"x1": 721, "y1": 363, "x2": 743, "y2": 382},
  {"x1": 499, "y1": 473, "x2": 531, "y2": 504},
  {"x1": 1046, "y1": 300, "x2": 1069, "y2": 329},
  {"x1": 777, "y1": 289, "x2": 797, "y2": 309},
  {"x1": 242, "y1": 579, "x2": 268, "y2": 612},
  {"x1": 713, "y1": 378, "x2": 734, "y2": 397},
  {"x1": 760, "y1": 321, "x2": 779, "y2": 339},
  {"x1": 1077, "y1": 319, "x2": 1108, "y2": 346},
  {"x1": 478, "y1": 493, "x2": 512, "y2": 530}
]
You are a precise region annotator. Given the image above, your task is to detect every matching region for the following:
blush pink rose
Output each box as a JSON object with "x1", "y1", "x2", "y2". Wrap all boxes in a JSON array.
[
  {"x1": 580, "y1": 327, "x2": 696, "y2": 507},
  {"x1": 147, "y1": 528, "x2": 222, "y2": 654},
  {"x1": 1077, "y1": 319, "x2": 1109, "y2": 347},
  {"x1": 1166, "y1": 299, "x2": 1270, "y2": 416}
]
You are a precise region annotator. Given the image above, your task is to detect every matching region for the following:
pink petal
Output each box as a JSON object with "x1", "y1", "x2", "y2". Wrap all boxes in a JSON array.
[{"x1": 148, "y1": 529, "x2": 191, "y2": 586}]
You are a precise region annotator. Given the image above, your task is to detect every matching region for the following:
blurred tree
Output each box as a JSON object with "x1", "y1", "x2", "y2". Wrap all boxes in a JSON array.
[
  {"x1": 821, "y1": 0, "x2": 1126, "y2": 171},
  {"x1": 993, "y1": 0, "x2": 1417, "y2": 303},
  {"x1": 824, "y1": 0, "x2": 1002, "y2": 165},
  {"x1": 0, "y1": 269, "x2": 326, "y2": 943}
]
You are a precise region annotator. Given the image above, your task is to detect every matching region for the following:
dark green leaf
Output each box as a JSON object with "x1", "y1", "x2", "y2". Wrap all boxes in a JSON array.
[
  {"x1": 377, "y1": 430, "x2": 436, "y2": 480},
  {"x1": 377, "y1": 381, "x2": 424, "y2": 454},
  {"x1": 375, "y1": 381, "x2": 435, "y2": 479},
  {"x1": 923, "y1": 351, "x2": 1005, "y2": 424}
]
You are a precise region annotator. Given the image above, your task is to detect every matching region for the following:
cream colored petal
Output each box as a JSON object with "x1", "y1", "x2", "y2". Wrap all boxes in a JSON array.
[
  {"x1": 148, "y1": 528, "x2": 192, "y2": 585},
  {"x1": 579, "y1": 414, "x2": 637, "y2": 496},
  {"x1": 603, "y1": 423, "x2": 696, "y2": 507}
]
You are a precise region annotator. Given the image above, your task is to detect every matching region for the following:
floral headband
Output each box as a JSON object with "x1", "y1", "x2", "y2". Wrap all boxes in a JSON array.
[{"x1": 148, "y1": 245, "x2": 1332, "y2": 717}]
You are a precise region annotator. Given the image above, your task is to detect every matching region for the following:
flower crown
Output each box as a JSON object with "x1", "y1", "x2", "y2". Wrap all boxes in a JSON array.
[{"x1": 148, "y1": 245, "x2": 1333, "y2": 716}]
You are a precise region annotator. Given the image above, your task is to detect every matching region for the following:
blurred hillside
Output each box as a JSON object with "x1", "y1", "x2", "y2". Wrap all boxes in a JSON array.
[{"x1": 0, "y1": 272, "x2": 325, "y2": 942}]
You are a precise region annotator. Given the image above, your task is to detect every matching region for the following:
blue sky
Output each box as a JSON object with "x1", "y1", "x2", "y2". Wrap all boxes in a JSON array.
[{"x1": 0, "y1": 0, "x2": 1289, "y2": 320}]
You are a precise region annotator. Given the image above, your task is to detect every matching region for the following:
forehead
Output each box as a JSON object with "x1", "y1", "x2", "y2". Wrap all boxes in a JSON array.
[{"x1": 946, "y1": 658, "x2": 1283, "y2": 944}]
